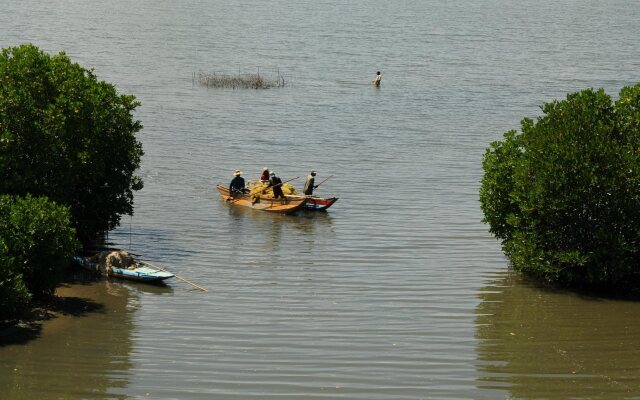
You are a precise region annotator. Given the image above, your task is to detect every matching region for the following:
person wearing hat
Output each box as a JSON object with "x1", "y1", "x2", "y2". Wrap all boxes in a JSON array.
[
  {"x1": 259, "y1": 167, "x2": 270, "y2": 183},
  {"x1": 268, "y1": 171, "x2": 285, "y2": 199},
  {"x1": 229, "y1": 170, "x2": 246, "y2": 197},
  {"x1": 303, "y1": 170, "x2": 318, "y2": 196}
]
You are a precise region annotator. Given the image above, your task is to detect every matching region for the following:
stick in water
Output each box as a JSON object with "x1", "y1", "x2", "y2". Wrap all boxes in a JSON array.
[{"x1": 139, "y1": 259, "x2": 208, "y2": 292}]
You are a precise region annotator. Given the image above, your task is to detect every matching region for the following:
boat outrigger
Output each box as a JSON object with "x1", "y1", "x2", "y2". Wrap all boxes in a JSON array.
[{"x1": 216, "y1": 184, "x2": 308, "y2": 214}]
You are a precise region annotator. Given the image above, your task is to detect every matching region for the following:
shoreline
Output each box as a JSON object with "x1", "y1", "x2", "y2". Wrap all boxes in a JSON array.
[{"x1": 0, "y1": 278, "x2": 100, "y2": 346}]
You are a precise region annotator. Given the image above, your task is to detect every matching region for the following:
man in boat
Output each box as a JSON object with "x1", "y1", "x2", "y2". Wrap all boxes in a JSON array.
[
  {"x1": 303, "y1": 170, "x2": 318, "y2": 196},
  {"x1": 90, "y1": 250, "x2": 135, "y2": 274},
  {"x1": 229, "y1": 170, "x2": 246, "y2": 198},
  {"x1": 259, "y1": 167, "x2": 270, "y2": 183},
  {"x1": 268, "y1": 171, "x2": 285, "y2": 200}
]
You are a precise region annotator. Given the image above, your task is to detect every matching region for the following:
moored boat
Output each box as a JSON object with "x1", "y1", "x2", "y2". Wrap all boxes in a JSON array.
[
  {"x1": 286, "y1": 195, "x2": 338, "y2": 211},
  {"x1": 216, "y1": 184, "x2": 307, "y2": 214},
  {"x1": 73, "y1": 256, "x2": 174, "y2": 283}
]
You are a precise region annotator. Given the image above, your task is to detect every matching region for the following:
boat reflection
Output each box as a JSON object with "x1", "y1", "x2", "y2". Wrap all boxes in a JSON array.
[
  {"x1": 224, "y1": 204, "x2": 334, "y2": 257},
  {"x1": 68, "y1": 265, "x2": 175, "y2": 295},
  {"x1": 475, "y1": 271, "x2": 640, "y2": 399},
  {"x1": 226, "y1": 204, "x2": 333, "y2": 230}
]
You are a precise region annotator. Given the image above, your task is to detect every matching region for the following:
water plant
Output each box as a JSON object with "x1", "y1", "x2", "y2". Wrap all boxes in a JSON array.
[
  {"x1": 194, "y1": 69, "x2": 285, "y2": 89},
  {"x1": 480, "y1": 83, "x2": 640, "y2": 294},
  {"x1": 0, "y1": 44, "x2": 144, "y2": 245},
  {"x1": 0, "y1": 195, "x2": 79, "y2": 318}
]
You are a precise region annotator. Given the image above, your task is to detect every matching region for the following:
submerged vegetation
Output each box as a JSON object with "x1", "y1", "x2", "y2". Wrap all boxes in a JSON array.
[
  {"x1": 480, "y1": 83, "x2": 640, "y2": 295},
  {"x1": 194, "y1": 70, "x2": 285, "y2": 89}
]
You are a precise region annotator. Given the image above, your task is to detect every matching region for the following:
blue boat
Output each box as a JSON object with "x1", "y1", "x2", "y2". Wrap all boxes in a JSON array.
[{"x1": 73, "y1": 256, "x2": 174, "y2": 283}]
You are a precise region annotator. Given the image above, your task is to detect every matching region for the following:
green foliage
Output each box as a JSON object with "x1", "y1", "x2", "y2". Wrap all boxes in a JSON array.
[
  {"x1": 480, "y1": 84, "x2": 640, "y2": 292},
  {"x1": 0, "y1": 195, "x2": 79, "y2": 318},
  {"x1": 0, "y1": 44, "x2": 143, "y2": 244},
  {"x1": 0, "y1": 237, "x2": 30, "y2": 317}
]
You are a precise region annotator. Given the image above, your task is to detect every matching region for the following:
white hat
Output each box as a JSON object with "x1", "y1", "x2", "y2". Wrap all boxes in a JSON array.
[
  {"x1": 263, "y1": 167, "x2": 268, "y2": 171},
  {"x1": 234, "y1": 170, "x2": 242, "y2": 176},
  {"x1": 270, "y1": 172, "x2": 276, "y2": 176}
]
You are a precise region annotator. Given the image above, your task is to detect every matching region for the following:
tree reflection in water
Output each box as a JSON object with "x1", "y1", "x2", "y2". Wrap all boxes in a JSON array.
[
  {"x1": 476, "y1": 271, "x2": 640, "y2": 399},
  {"x1": 0, "y1": 280, "x2": 154, "y2": 400}
]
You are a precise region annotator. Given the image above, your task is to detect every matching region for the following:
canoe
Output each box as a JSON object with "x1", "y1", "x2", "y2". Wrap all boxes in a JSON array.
[
  {"x1": 286, "y1": 195, "x2": 339, "y2": 211},
  {"x1": 73, "y1": 256, "x2": 174, "y2": 283},
  {"x1": 216, "y1": 184, "x2": 307, "y2": 214}
]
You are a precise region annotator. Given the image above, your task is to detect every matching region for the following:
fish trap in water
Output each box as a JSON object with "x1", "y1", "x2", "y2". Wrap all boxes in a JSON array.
[{"x1": 194, "y1": 70, "x2": 285, "y2": 89}]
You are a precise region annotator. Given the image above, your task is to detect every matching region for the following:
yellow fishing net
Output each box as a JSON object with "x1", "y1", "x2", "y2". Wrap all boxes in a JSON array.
[{"x1": 249, "y1": 182, "x2": 298, "y2": 200}]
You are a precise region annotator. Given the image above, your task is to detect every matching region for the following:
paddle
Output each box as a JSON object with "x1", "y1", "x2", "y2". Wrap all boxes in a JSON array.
[
  {"x1": 314, "y1": 174, "x2": 333, "y2": 189},
  {"x1": 304, "y1": 174, "x2": 333, "y2": 197},
  {"x1": 139, "y1": 259, "x2": 208, "y2": 292}
]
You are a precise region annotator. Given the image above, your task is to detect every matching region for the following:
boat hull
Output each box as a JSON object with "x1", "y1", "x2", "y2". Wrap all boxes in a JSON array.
[
  {"x1": 286, "y1": 195, "x2": 338, "y2": 211},
  {"x1": 216, "y1": 184, "x2": 307, "y2": 214},
  {"x1": 73, "y1": 256, "x2": 174, "y2": 282}
]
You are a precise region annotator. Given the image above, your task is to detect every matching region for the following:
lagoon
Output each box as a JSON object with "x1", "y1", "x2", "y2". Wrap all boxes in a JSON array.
[{"x1": 1, "y1": 0, "x2": 639, "y2": 398}]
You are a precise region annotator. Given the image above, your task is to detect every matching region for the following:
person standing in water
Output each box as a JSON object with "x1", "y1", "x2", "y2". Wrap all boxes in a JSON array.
[{"x1": 372, "y1": 71, "x2": 381, "y2": 87}]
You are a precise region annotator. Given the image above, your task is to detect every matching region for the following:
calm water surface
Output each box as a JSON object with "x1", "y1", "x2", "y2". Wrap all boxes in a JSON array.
[{"x1": 1, "y1": 0, "x2": 639, "y2": 399}]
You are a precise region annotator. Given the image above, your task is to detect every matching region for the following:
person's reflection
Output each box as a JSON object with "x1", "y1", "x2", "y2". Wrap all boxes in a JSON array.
[{"x1": 476, "y1": 271, "x2": 640, "y2": 399}]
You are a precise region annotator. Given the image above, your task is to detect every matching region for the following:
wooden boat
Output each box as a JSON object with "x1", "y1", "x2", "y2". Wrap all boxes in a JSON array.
[
  {"x1": 286, "y1": 195, "x2": 338, "y2": 211},
  {"x1": 73, "y1": 256, "x2": 174, "y2": 283},
  {"x1": 216, "y1": 184, "x2": 307, "y2": 214}
]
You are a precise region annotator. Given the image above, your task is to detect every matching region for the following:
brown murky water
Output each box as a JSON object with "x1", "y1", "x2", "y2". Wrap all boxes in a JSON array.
[
  {"x1": 1, "y1": 282, "x2": 138, "y2": 399},
  {"x1": 477, "y1": 273, "x2": 640, "y2": 399}
]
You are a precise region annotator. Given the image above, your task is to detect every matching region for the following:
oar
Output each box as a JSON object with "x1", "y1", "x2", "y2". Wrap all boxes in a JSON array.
[
  {"x1": 139, "y1": 259, "x2": 208, "y2": 292},
  {"x1": 266, "y1": 176, "x2": 299, "y2": 192},
  {"x1": 314, "y1": 174, "x2": 333, "y2": 189}
]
